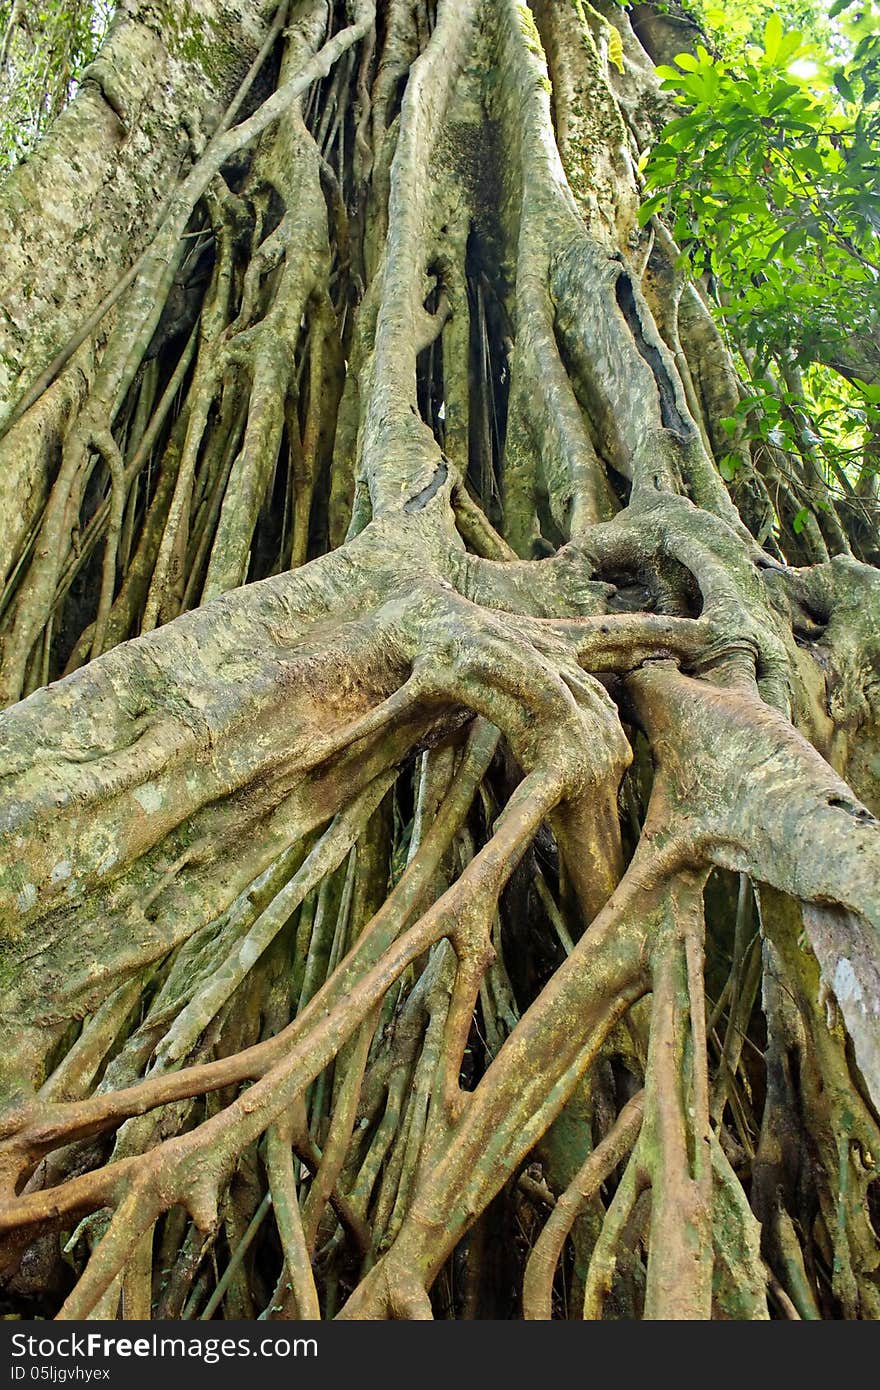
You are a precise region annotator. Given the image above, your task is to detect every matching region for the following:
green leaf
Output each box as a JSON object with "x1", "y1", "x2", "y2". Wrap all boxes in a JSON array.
[
  {"x1": 792, "y1": 507, "x2": 811, "y2": 534},
  {"x1": 834, "y1": 70, "x2": 856, "y2": 103},
  {"x1": 719, "y1": 454, "x2": 742, "y2": 480},
  {"x1": 852, "y1": 379, "x2": 880, "y2": 404},
  {"x1": 776, "y1": 32, "x2": 805, "y2": 66},
  {"x1": 763, "y1": 14, "x2": 782, "y2": 63},
  {"x1": 828, "y1": 0, "x2": 857, "y2": 16}
]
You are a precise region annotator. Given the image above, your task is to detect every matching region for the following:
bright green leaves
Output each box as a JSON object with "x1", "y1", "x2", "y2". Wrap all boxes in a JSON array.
[
  {"x1": 639, "y1": 0, "x2": 880, "y2": 546},
  {"x1": 718, "y1": 453, "x2": 742, "y2": 482},
  {"x1": 654, "y1": 47, "x2": 722, "y2": 104},
  {"x1": 721, "y1": 382, "x2": 804, "y2": 457},
  {"x1": 853, "y1": 379, "x2": 880, "y2": 406},
  {"x1": 763, "y1": 12, "x2": 782, "y2": 62},
  {"x1": 834, "y1": 68, "x2": 856, "y2": 102},
  {"x1": 0, "y1": 0, "x2": 114, "y2": 175},
  {"x1": 759, "y1": 14, "x2": 805, "y2": 68},
  {"x1": 641, "y1": 14, "x2": 880, "y2": 374}
]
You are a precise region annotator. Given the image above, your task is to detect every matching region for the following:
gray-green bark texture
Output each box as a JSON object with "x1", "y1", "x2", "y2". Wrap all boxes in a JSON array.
[{"x1": 0, "y1": 0, "x2": 878, "y2": 1321}]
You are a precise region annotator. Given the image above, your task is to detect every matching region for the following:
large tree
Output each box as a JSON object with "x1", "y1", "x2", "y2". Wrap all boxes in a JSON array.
[{"x1": 0, "y1": 0, "x2": 878, "y2": 1321}]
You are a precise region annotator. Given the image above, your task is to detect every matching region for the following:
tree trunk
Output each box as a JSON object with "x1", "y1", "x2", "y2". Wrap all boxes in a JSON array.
[
  {"x1": 0, "y1": 0, "x2": 878, "y2": 1321},
  {"x1": 0, "y1": 0, "x2": 274, "y2": 581}
]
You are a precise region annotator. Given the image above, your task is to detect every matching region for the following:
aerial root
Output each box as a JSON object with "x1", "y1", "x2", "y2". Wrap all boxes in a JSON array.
[
  {"x1": 48, "y1": 759, "x2": 556, "y2": 1317},
  {"x1": 152, "y1": 773, "x2": 395, "y2": 1069},
  {"x1": 641, "y1": 873, "x2": 712, "y2": 1319},
  {"x1": 336, "y1": 848, "x2": 676, "y2": 1319},
  {"x1": 0, "y1": 721, "x2": 498, "y2": 1194},
  {"x1": 522, "y1": 1088, "x2": 645, "y2": 1319},
  {"x1": 0, "y1": 0, "x2": 376, "y2": 702},
  {"x1": 630, "y1": 660, "x2": 880, "y2": 1108},
  {"x1": 1, "y1": 724, "x2": 557, "y2": 1317},
  {"x1": 576, "y1": 873, "x2": 711, "y2": 1320},
  {"x1": 265, "y1": 1118, "x2": 321, "y2": 1318}
]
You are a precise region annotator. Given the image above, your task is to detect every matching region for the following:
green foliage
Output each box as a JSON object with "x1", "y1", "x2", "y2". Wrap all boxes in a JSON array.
[
  {"x1": 0, "y1": 0, "x2": 114, "y2": 176},
  {"x1": 642, "y1": 16, "x2": 880, "y2": 365},
  {"x1": 718, "y1": 361, "x2": 876, "y2": 492},
  {"x1": 640, "y1": 1, "x2": 880, "y2": 539},
  {"x1": 689, "y1": 0, "x2": 831, "y2": 57}
]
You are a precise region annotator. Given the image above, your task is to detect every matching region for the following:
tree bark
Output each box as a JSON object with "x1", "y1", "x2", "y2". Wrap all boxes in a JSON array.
[{"x1": 0, "y1": 0, "x2": 878, "y2": 1321}]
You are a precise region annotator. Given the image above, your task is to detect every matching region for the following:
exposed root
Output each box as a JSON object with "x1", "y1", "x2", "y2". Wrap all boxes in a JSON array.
[{"x1": 0, "y1": 0, "x2": 878, "y2": 1323}]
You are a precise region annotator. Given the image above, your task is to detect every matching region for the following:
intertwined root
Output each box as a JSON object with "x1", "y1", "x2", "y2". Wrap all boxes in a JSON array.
[
  {"x1": 1, "y1": 564, "x2": 878, "y2": 1318},
  {"x1": 1, "y1": 0, "x2": 879, "y2": 1321}
]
